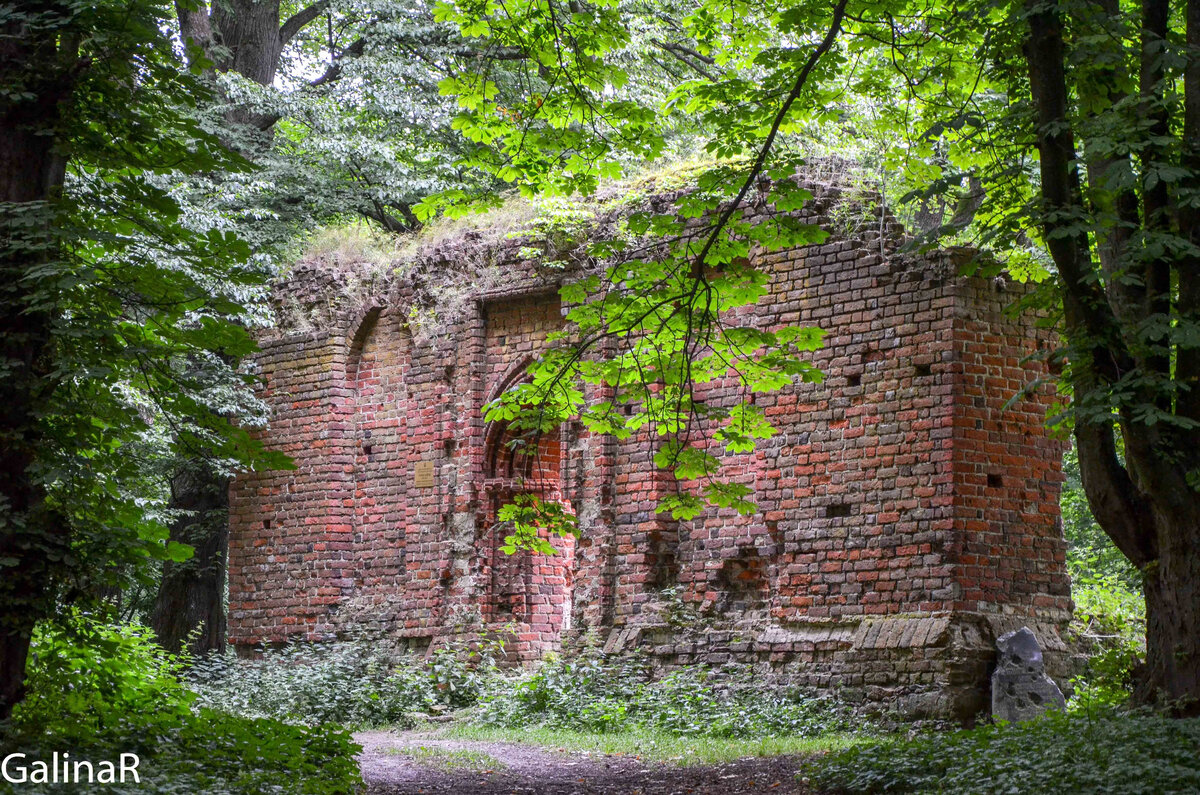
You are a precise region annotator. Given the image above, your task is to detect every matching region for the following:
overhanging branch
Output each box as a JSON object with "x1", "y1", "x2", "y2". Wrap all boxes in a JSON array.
[{"x1": 280, "y1": 1, "x2": 330, "y2": 47}]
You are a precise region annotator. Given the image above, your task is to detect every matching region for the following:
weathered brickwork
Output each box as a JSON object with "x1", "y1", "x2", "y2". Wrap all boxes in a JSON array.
[{"x1": 228, "y1": 185, "x2": 1070, "y2": 719}]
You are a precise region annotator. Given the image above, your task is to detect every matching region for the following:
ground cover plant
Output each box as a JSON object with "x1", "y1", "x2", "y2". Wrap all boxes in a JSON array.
[
  {"x1": 803, "y1": 709, "x2": 1200, "y2": 795},
  {"x1": 1, "y1": 615, "x2": 362, "y2": 795},
  {"x1": 441, "y1": 724, "x2": 863, "y2": 767},
  {"x1": 190, "y1": 640, "x2": 490, "y2": 729},
  {"x1": 387, "y1": 745, "x2": 507, "y2": 772},
  {"x1": 471, "y1": 652, "x2": 863, "y2": 740}
]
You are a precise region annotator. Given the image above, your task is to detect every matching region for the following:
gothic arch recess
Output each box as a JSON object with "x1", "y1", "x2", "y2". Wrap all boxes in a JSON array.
[
  {"x1": 346, "y1": 306, "x2": 382, "y2": 384},
  {"x1": 347, "y1": 307, "x2": 411, "y2": 613},
  {"x1": 478, "y1": 359, "x2": 576, "y2": 651}
]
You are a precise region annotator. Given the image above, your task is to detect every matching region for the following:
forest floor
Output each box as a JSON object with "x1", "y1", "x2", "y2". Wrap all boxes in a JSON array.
[{"x1": 356, "y1": 729, "x2": 821, "y2": 794}]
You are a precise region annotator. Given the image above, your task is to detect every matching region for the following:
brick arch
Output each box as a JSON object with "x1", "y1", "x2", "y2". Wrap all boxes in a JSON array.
[
  {"x1": 348, "y1": 305, "x2": 411, "y2": 619},
  {"x1": 345, "y1": 305, "x2": 383, "y2": 383},
  {"x1": 482, "y1": 356, "x2": 563, "y2": 489}
]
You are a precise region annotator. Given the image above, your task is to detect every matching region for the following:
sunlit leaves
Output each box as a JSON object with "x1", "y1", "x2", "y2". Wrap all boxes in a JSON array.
[
  {"x1": 497, "y1": 493, "x2": 580, "y2": 554},
  {"x1": 480, "y1": 164, "x2": 828, "y2": 527}
]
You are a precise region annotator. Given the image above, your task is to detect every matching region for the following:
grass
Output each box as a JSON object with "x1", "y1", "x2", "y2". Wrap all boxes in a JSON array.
[
  {"x1": 387, "y1": 745, "x2": 507, "y2": 772},
  {"x1": 440, "y1": 723, "x2": 866, "y2": 766}
]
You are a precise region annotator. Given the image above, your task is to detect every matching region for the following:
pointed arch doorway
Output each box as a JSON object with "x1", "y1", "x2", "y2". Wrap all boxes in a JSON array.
[{"x1": 480, "y1": 378, "x2": 576, "y2": 661}]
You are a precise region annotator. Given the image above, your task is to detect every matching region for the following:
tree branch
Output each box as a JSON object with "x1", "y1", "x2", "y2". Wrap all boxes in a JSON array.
[
  {"x1": 1075, "y1": 415, "x2": 1157, "y2": 568},
  {"x1": 248, "y1": 36, "x2": 365, "y2": 131},
  {"x1": 690, "y1": 0, "x2": 848, "y2": 277},
  {"x1": 1139, "y1": 0, "x2": 1172, "y2": 394},
  {"x1": 309, "y1": 37, "x2": 366, "y2": 88},
  {"x1": 1024, "y1": 0, "x2": 1131, "y2": 381},
  {"x1": 650, "y1": 39, "x2": 715, "y2": 79},
  {"x1": 280, "y1": 1, "x2": 329, "y2": 47}
]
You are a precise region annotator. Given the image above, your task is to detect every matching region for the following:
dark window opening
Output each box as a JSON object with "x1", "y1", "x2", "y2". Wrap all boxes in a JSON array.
[
  {"x1": 624, "y1": 404, "x2": 634, "y2": 416},
  {"x1": 263, "y1": 519, "x2": 272, "y2": 530},
  {"x1": 716, "y1": 552, "x2": 768, "y2": 615},
  {"x1": 846, "y1": 373, "x2": 862, "y2": 388},
  {"x1": 826, "y1": 504, "x2": 852, "y2": 518},
  {"x1": 914, "y1": 363, "x2": 933, "y2": 378},
  {"x1": 649, "y1": 528, "x2": 680, "y2": 588},
  {"x1": 988, "y1": 473, "x2": 1004, "y2": 488},
  {"x1": 363, "y1": 444, "x2": 373, "y2": 456}
]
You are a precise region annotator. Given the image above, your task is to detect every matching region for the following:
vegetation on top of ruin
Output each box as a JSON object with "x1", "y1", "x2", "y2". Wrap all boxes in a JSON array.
[{"x1": 289, "y1": 155, "x2": 888, "y2": 282}]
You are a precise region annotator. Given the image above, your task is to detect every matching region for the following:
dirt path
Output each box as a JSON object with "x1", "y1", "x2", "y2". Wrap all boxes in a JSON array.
[{"x1": 356, "y1": 731, "x2": 817, "y2": 794}]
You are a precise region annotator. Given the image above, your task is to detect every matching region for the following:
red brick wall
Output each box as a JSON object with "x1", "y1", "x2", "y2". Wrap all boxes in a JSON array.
[
  {"x1": 948, "y1": 276, "x2": 1070, "y2": 620},
  {"x1": 228, "y1": 193, "x2": 1070, "y2": 718}
]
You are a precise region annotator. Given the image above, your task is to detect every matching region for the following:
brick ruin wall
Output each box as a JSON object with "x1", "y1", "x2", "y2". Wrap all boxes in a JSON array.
[{"x1": 227, "y1": 186, "x2": 1071, "y2": 721}]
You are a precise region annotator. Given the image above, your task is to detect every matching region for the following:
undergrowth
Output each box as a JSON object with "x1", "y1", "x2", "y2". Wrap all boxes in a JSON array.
[
  {"x1": 189, "y1": 642, "x2": 861, "y2": 742},
  {"x1": 190, "y1": 641, "x2": 490, "y2": 729},
  {"x1": 803, "y1": 709, "x2": 1200, "y2": 794},
  {"x1": 474, "y1": 652, "x2": 863, "y2": 739},
  {"x1": 2, "y1": 614, "x2": 361, "y2": 795}
]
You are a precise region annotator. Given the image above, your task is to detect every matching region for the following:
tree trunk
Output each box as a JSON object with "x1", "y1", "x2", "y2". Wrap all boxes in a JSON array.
[
  {"x1": 150, "y1": 465, "x2": 231, "y2": 655},
  {"x1": 0, "y1": 18, "x2": 72, "y2": 720},
  {"x1": 1136, "y1": 502, "x2": 1200, "y2": 715},
  {"x1": 0, "y1": 627, "x2": 34, "y2": 722},
  {"x1": 209, "y1": 0, "x2": 285, "y2": 131}
]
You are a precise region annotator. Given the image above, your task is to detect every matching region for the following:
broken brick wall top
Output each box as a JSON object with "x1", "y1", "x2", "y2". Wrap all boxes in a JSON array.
[{"x1": 227, "y1": 179, "x2": 1070, "y2": 718}]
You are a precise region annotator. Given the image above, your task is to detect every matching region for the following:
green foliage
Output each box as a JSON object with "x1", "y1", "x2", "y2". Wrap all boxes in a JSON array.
[
  {"x1": 3, "y1": 617, "x2": 361, "y2": 794},
  {"x1": 496, "y1": 493, "x2": 579, "y2": 555},
  {"x1": 804, "y1": 710, "x2": 1200, "y2": 795},
  {"x1": 476, "y1": 653, "x2": 860, "y2": 739},
  {"x1": 480, "y1": 178, "x2": 828, "y2": 537},
  {"x1": 191, "y1": 640, "x2": 492, "y2": 727},
  {"x1": 1, "y1": 0, "x2": 287, "y2": 655},
  {"x1": 1061, "y1": 447, "x2": 1142, "y2": 589},
  {"x1": 10, "y1": 613, "x2": 194, "y2": 740},
  {"x1": 1068, "y1": 572, "x2": 1146, "y2": 710}
]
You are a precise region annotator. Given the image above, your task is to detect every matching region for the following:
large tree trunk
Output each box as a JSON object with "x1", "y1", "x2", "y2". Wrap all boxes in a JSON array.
[
  {"x1": 0, "y1": 628, "x2": 35, "y2": 722},
  {"x1": 1137, "y1": 503, "x2": 1200, "y2": 714},
  {"x1": 0, "y1": 138, "x2": 62, "y2": 721},
  {"x1": 0, "y1": 16, "x2": 73, "y2": 720},
  {"x1": 150, "y1": 465, "x2": 231, "y2": 655},
  {"x1": 1025, "y1": 0, "x2": 1200, "y2": 713}
]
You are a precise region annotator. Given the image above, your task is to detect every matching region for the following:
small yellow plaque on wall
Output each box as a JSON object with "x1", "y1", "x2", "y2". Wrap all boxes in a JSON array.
[{"x1": 413, "y1": 460, "x2": 435, "y2": 488}]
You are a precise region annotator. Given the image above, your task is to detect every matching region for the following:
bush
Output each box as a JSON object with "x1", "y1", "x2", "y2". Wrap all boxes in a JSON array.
[
  {"x1": 13, "y1": 612, "x2": 195, "y2": 741},
  {"x1": 191, "y1": 640, "x2": 491, "y2": 727},
  {"x1": 3, "y1": 614, "x2": 362, "y2": 795},
  {"x1": 475, "y1": 653, "x2": 860, "y2": 738},
  {"x1": 1068, "y1": 571, "x2": 1145, "y2": 710},
  {"x1": 1059, "y1": 444, "x2": 1146, "y2": 708},
  {"x1": 803, "y1": 709, "x2": 1200, "y2": 794}
]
